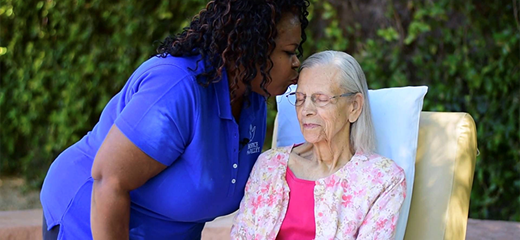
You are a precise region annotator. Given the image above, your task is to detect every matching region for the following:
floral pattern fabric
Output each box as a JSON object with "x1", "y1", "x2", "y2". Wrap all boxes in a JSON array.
[{"x1": 231, "y1": 145, "x2": 406, "y2": 240}]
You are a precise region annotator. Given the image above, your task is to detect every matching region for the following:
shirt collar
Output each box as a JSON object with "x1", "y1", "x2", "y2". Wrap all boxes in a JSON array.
[
  {"x1": 241, "y1": 92, "x2": 264, "y2": 123},
  {"x1": 214, "y1": 69, "x2": 233, "y2": 120},
  {"x1": 214, "y1": 68, "x2": 266, "y2": 121}
]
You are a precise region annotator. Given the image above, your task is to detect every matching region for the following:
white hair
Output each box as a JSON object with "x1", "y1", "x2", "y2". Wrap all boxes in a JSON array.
[{"x1": 301, "y1": 50, "x2": 376, "y2": 153}]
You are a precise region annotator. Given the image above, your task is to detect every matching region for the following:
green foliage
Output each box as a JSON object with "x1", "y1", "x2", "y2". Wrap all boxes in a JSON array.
[
  {"x1": 303, "y1": 0, "x2": 520, "y2": 221},
  {"x1": 1, "y1": 0, "x2": 519, "y2": 221},
  {"x1": 0, "y1": 0, "x2": 206, "y2": 186}
]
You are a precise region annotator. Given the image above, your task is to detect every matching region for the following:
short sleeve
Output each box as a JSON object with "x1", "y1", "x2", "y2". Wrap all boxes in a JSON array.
[{"x1": 115, "y1": 64, "x2": 198, "y2": 166}]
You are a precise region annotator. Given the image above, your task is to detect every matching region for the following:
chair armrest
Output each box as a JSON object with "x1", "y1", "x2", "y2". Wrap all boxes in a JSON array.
[{"x1": 405, "y1": 112, "x2": 477, "y2": 240}]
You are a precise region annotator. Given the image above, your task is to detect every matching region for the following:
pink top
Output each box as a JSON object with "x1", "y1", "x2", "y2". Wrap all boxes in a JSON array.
[
  {"x1": 231, "y1": 145, "x2": 406, "y2": 240},
  {"x1": 276, "y1": 167, "x2": 316, "y2": 240}
]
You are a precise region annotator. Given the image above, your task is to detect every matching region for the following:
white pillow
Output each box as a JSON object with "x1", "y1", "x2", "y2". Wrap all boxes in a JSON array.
[{"x1": 275, "y1": 86, "x2": 428, "y2": 240}]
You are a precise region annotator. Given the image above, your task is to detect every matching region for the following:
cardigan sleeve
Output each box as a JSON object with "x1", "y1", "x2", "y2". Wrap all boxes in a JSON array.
[
  {"x1": 230, "y1": 152, "x2": 267, "y2": 240},
  {"x1": 357, "y1": 167, "x2": 406, "y2": 239},
  {"x1": 231, "y1": 148, "x2": 290, "y2": 240}
]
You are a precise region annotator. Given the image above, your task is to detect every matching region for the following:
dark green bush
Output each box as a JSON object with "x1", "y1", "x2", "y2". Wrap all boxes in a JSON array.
[
  {"x1": 1, "y1": 0, "x2": 206, "y2": 183},
  {"x1": 1, "y1": 0, "x2": 518, "y2": 220}
]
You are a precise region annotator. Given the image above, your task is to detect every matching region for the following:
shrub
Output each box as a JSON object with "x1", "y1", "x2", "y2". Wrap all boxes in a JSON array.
[{"x1": 0, "y1": 0, "x2": 206, "y2": 185}]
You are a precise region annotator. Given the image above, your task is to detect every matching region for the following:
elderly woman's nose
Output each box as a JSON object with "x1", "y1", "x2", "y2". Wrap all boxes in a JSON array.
[{"x1": 300, "y1": 98, "x2": 316, "y2": 116}]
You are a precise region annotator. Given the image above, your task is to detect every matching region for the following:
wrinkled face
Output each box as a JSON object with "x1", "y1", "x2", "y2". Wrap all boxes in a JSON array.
[
  {"x1": 251, "y1": 12, "x2": 302, "y2": 97},
  {"x1": 296, "y1": 65, "x2": 352, "y2": 143}
]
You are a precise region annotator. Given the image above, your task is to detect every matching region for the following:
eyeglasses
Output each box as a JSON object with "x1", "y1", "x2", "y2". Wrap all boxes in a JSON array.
[{"x1": 286, "y1": 92, "x2": 358, "y2": 107}]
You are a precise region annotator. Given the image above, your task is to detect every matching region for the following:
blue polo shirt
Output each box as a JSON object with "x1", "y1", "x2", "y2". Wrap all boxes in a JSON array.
[{"x1": 40, "y1": 55, "x2": 267, "y2": 239}]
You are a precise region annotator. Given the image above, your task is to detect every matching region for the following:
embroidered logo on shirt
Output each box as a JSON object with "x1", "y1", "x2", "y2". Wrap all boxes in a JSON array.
[
  {"x1": 247, "y1": 124, "x2": 260, "y2": 154},
  {"x1": 249, "y1": 125, "x2": 256, "y2": 140}
]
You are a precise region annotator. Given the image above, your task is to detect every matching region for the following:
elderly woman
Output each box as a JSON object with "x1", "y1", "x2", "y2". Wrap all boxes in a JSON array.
[{"x1": 231, "y1": 51, "x2": 406, "y2": 240}]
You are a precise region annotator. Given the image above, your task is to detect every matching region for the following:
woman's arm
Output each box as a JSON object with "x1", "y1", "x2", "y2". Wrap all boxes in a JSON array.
[
  {"x1": 91, "y1": 125, "x2": 167, "y2": 240},
  {"x1": 357, "y1": 168, "x2": 406, "y2": 239}
]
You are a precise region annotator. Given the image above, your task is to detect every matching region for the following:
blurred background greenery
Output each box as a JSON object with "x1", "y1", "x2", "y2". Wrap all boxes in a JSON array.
[{"x1": 1, "y1": 0, "x2": 518, "y2": 221}]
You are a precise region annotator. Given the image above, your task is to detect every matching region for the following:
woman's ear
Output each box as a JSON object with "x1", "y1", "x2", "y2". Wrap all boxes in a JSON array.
[{"x1": 348, "y1": 93, "x2": 364, "y2": 123}]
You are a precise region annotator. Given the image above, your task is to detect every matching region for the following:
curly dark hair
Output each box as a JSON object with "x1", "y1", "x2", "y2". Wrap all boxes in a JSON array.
[{"x1": 155, "y1": 0, "x2": 310, "y2": 101}]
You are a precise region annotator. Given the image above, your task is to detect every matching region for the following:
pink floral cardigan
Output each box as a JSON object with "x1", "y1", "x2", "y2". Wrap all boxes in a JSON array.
[{"x1": 231, "y1": 145, "x2": 406, "y2": 240}]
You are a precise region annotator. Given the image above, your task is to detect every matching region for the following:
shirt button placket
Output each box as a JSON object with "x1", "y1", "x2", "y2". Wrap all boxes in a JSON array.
[{"x1": 231, "y1": 131, "x2": 238, "y2": 188}]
